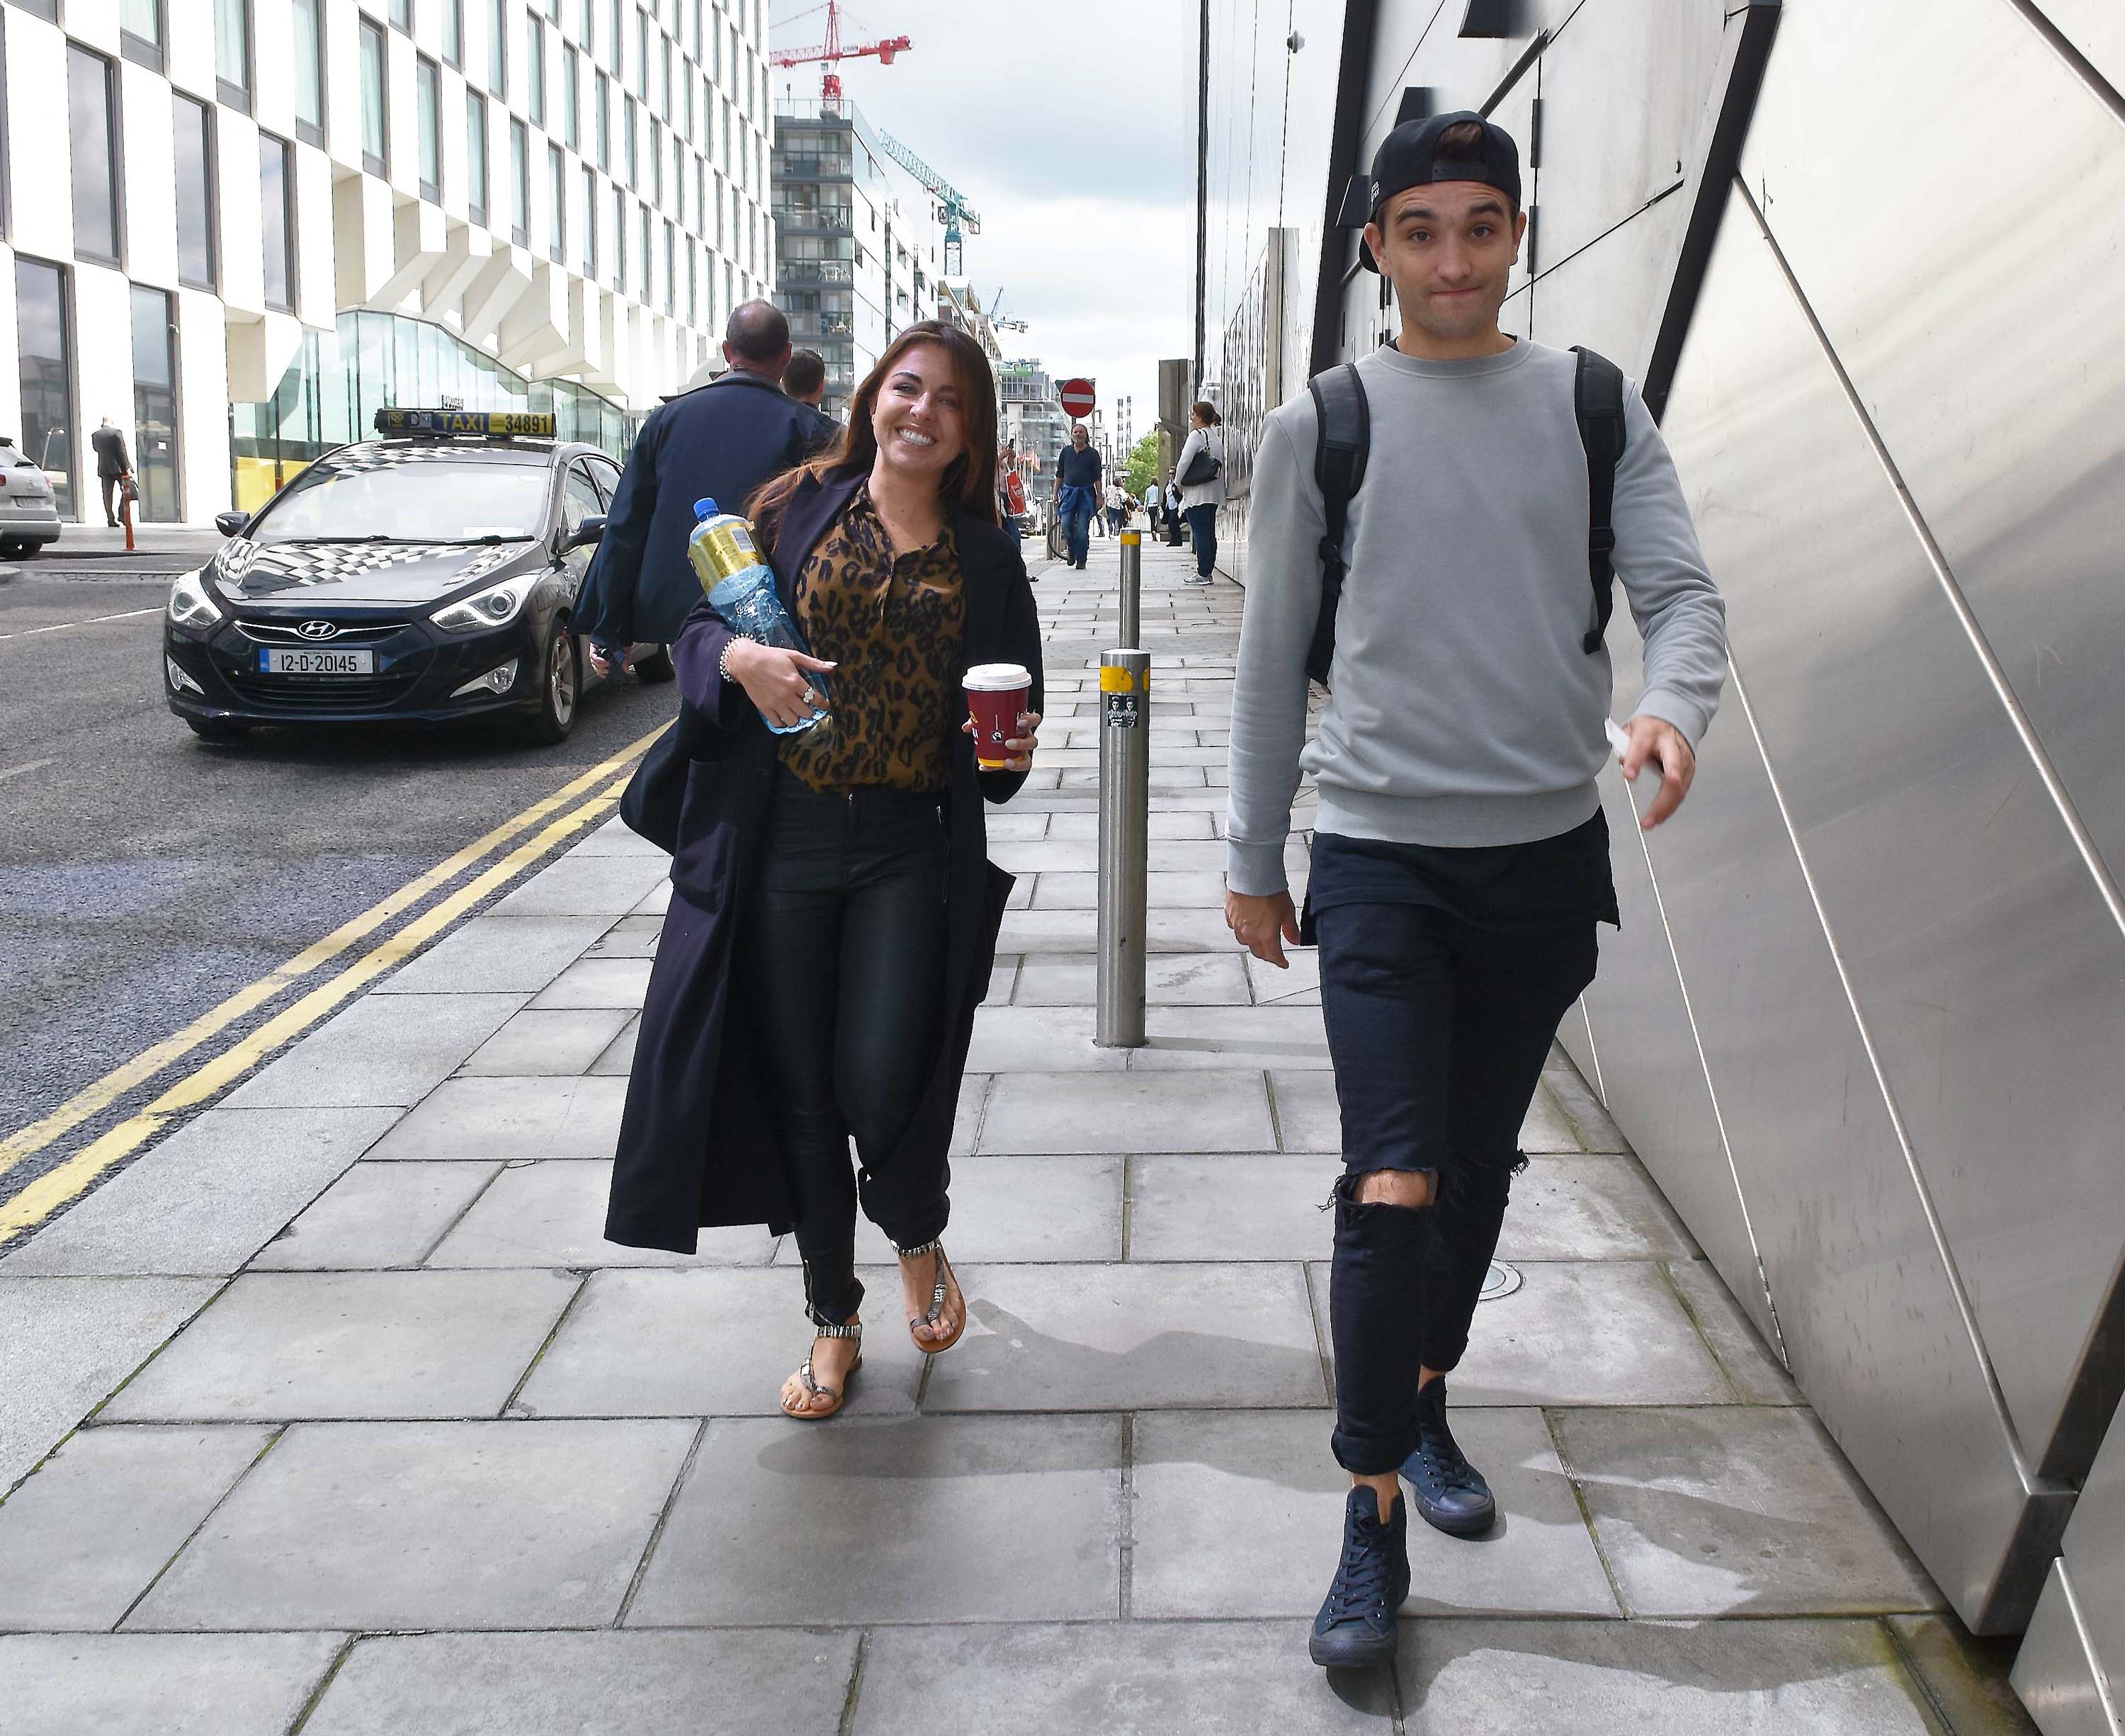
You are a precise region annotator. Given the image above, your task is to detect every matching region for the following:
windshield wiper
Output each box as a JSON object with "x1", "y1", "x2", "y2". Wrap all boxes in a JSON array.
[
  {"x1": 429, "y1": 533, "x2": 534, "y2": 545},
  {"x1": 288, "y1": 534, "x2": 416, "y2": 545}
]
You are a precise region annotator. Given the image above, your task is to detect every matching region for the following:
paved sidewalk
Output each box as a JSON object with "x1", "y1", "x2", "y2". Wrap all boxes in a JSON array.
[{"x1": 0, "y1": 533, "x2": 2035, "y2": 1732}]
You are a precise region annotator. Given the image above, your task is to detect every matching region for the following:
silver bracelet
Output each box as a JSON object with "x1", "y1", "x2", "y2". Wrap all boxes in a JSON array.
[{"x1": 718, "y1": 639, "x2": 737, "y2": 684}]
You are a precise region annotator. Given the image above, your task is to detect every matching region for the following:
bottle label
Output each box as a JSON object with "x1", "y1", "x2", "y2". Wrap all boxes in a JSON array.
[{"x1": 689, "y1": 520, "x2": 761, "y2": 587}]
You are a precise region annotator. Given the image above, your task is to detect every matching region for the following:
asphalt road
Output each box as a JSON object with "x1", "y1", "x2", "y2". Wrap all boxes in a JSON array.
[{"x1": 0, "y1": 544, "x2": 679, "y2": 1211}]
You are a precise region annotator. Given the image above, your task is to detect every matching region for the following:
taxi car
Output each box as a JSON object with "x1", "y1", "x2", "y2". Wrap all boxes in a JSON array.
[{"x1": 162, "y1": 408, "x2": 667, "y2": 743}]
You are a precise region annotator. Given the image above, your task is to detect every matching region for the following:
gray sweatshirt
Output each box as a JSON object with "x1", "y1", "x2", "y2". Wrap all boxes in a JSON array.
[{"x1": 1226, "y1": 338, "x2": 1728, "y2": 897}]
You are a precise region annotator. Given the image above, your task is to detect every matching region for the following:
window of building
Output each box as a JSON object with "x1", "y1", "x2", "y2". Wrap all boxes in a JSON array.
[
  {"x1": 15, "y1": 257, "x2": 75, "y2": 519},
  {"x1": 582, "y1": 164, "x2": 598, "y2": 275},
  {"x1": 490, "y1": 0, "x2": 507, "y2": 96},
  {"x1": 215, "y1": 0, "x2": 250, "y2": 110},
  {"x1": 625, "y1": 96, "x2": 637, "y2": 186},
  {"x1": 467, "y1": 91, "x2": 489, "y2": 223},
  {"x1": 174, "y1": 96, "x2": 216, "y2": 290},
  {"x1": 610, "y1": 0, "x2": 623, "y2": 72},
  {"x1": 120, "y1": 0, "x2": 164, "y2": 72},
  {"x1": 661, "y1": 33, "x2": 672, "y2": 119},
  {"x1": 582, "y1": 0, "x2": 596, "y2": 46},
  {"x1": 563, "y1": 45, "x2": 580, "y2": 148},
  {"x1": 359, "y1": 20, "x2": 387, "y2": 176},
  {"x1": 511, "y1": 120, "x2": 531, "y2": 246},
  {"x1": 635, "y1": 11, "x2": 647, "y2": 97},
  {"x1": 444, "y1": 0, "x2": 465, "y2": 66},
  {"x1": 640, "y1": 203, "x2": 652, "y2": 303},
  {"x1": 664, "y1": 217, "x2": 675, "y2": 312},
  {"x1": 11, "y1": 0, "x2": 57, "y2": 23},
  {"x1": 649, "y1": 118, "x2": 662, "y2": 207},
  {"x1": 292, "y1": 0, "x2": 324, "y2": 145},
  {"x1": 391, "y1": 0, "x2": 412, "y2": 28},
  {"x1": 259, "y1": 133, "x2": 294, "y2": 312},
  {"x1": 130, "y1": 286, "x2": 178, "y2": 523},
  {"x1": 686, "y1": 240, "x2": 696, "y2": 324},
  {"x1": 527, "y1": 18, "x2": 545, "y2": 126},
  {"x1": 548, "y1": 142, "x2": 565, "y2": 262},
  {"x1": 417, "y1": 57, "x2": 442, "y2": 200},
  {"x1": 67, "y1": 46, "x2": 120, "y2": 266},
  {"x1": 612, "y1": 183, "x2": 626, "y2": 290},
  {"x1": 595, "y1": 75, "x2": 611, "y2": 169}
]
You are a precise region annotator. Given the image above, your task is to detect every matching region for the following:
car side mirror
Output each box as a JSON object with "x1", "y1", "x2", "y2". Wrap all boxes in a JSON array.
[
  {"x1": 564, "y1": 514, "x2": 607, "y2": 552},
  {"x1": 214, "y1": 510, "x2": 248, "y2": 537}
]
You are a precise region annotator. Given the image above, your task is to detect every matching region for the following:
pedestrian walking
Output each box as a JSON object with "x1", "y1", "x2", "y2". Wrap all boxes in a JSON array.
[
  {"x1": 1141, "y1": 478, "x2": 1163, "y2": 537},
  {"x1": 91, "y1": 417, "x2": 132, "y2": 528},
  {"x1": 604, "y1": 320, "x2": 1045, "y2": 1423},
  {"x1": 1053, "y1": 423, "x2": 1102, "y2": 569},
  {"x1": 577, "y1": 300, "x2": 825, "y2": 676},
  {"x1": 1164, "y1": 474, "x2": 1184, "y2": 545},
  {"x1": 782, "y1": 346, "x2": 843, "y2": 456},
  {"x1": 1174, "y1": 402, "x2": 1225, "y2": 583},
  {"x1": 1104, "y1": 480, "x2": 1128, "y2": 536},
  {"x1": 1220, "y1": 111, "x2": 1727, "y2": 1673}
]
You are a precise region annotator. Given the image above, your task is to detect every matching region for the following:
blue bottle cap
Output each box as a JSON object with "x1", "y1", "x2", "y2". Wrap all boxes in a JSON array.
[{"x1": 694, "y1": 497, "x2": 718, "y2": 519}]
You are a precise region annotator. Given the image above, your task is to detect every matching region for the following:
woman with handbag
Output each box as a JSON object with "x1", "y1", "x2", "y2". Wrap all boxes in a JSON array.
[
  {"x1": 1174, "y1": 402, "x2": 1226, "y2": 584},
  {"x1": 604, "y1": 320, "x2": 1044, "y2": 1422}
]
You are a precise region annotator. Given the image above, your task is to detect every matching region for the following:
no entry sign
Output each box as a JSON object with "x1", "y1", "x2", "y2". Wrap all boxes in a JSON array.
[{"x1": 1058, "y1": 378, "x2": 1095, "y2": 420}]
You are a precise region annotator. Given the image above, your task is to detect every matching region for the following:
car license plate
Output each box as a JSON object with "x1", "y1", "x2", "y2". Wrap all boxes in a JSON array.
[{"x1": 258, "y1": 647, "x2": 375, "y2": 676}]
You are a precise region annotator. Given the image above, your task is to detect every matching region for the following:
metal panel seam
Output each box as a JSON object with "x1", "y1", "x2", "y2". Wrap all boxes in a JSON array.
[
  {"x1": 2058, "y1": 1557, "x2": 2125, "y2": 1735},
  {"x1": 1998, "y1": 0, "x2": 2125, "y2": 125},
  {"x1": 1618, "y1": 742, "x2": 1790, "y2": 1368},
  {"x1": 1735, "y1": 177, "x2": 2125, "y2": 945}
]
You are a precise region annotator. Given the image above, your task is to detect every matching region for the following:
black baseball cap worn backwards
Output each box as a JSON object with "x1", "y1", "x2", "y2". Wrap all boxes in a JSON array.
[{"x1": 1359, "y1": 110, "x2": 1521, "y2": 274}]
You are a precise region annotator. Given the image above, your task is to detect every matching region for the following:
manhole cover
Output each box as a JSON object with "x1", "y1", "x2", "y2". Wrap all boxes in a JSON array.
[{"x1": 1478, "y1": 1261, "x2": 1522, "y2": 1303}]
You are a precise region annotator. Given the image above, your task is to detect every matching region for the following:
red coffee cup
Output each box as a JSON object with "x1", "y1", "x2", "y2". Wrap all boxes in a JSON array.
[{"x1": 965, "y1": 662, "x2": 1033, "y2": 771}]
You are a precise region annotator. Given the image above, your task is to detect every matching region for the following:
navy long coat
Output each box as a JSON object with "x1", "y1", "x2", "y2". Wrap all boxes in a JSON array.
[
  {"x1": 604, "y1": 466, "x2": 1046, "y2": 1252},
  {"x1": 577, "y1": 370, "x2": 827, "y2": 646}
]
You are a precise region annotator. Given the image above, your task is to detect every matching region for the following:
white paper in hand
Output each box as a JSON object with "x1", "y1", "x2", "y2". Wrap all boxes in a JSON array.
[{"x1": 1604, "y1": 719, "x2": 1660, "y2": 795}]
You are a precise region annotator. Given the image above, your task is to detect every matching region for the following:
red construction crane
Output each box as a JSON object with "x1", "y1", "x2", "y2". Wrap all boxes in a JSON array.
[{"x1": 771, "y1": 1, "x2": 911, "y2": 104}]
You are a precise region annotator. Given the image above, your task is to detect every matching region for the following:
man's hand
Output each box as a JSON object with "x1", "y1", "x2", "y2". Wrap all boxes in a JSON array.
[
  {"x1": 1619, "y1": 714, "x2": 1696, "y2": 830},
  {"x1": 586, "y1": 641, "x2": 628, "y2": 679},
  {"x1": 1226, "y1": 888, "x2": 1302, "y2": 968}
]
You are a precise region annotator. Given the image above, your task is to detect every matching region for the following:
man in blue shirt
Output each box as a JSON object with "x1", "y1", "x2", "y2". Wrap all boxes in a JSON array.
[{"x1": 1052, "y1": 424, "x2": 1102, "y2": 571}]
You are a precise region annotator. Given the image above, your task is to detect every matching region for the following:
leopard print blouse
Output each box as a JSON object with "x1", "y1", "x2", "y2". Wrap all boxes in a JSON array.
[{"x1": 776, "y1": 483, "x2": 968, "y2": 795}]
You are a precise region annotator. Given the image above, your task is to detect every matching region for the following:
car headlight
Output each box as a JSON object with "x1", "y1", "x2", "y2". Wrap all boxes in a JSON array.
[
  {"x1": 167, "y1": 567, "x2": 223, "y2": 629},
  {"x1": 431, "y1": 572, "x2": 540, "y2": 634}
]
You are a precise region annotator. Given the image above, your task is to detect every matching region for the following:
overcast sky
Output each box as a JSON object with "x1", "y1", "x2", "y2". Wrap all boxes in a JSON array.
[{"x1": 772, "y1": 0, "x2": 1198, "y2": 445}]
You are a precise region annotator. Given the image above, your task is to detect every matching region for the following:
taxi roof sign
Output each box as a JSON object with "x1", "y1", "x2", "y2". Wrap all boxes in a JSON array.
[{"x1": 374, "y1": 407, "x2": 557, "y2": 438}]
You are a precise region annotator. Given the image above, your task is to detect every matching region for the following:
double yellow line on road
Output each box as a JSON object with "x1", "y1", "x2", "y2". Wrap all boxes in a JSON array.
[{"x1": 0, "y1": 724, "x2": 667, "y2": 1242}]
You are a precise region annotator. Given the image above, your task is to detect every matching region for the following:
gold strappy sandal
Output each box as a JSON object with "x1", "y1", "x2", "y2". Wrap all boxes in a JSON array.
[
  {"x1": 899, "y1": 1239, "x2": 965, "y2": 1354},
  {"x1": 781, "y1": 1316, "x2": 862, "y2": 1422}
]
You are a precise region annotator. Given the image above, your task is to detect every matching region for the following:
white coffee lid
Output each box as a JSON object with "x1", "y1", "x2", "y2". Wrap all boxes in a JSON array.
[{"x1": 964, "y1": 662, "x2": 1033, "y2": 691}]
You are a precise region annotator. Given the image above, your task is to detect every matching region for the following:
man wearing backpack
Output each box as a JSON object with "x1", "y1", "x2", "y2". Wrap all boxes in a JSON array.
[{"x1": 1222, "y1": 111, "x2": 1726, "y2": 1672}]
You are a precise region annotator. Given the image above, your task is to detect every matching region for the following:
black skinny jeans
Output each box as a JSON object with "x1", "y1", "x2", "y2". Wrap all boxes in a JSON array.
[
  {"x1": 740, "y1": 768, "x2": 951, "y2": 1329},
  {"x1": 1316, "y1": 900, "x2": 1597, "y2": 1473}
]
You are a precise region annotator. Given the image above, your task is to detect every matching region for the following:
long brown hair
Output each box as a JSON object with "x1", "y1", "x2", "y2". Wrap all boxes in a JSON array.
[{"x1": 749, "y1": 321, "x2": 1000, "y2": 543}]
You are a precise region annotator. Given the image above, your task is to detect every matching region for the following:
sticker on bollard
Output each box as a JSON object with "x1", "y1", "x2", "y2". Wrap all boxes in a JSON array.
[{"x1": 1106, "y1": 693, "x2": 1140, "y2": 727}]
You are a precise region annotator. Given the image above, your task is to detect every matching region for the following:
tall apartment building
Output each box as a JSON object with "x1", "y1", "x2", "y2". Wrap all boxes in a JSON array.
[
  {"x1": 998, "y1": 356, "x2": 1067, "y2": 484},
  {"x1": 769, "y1": 95, "x2": 941, "y2": 420},
  {"x1": 0, "y1": 0, "x2": 774, "y2": 523}
]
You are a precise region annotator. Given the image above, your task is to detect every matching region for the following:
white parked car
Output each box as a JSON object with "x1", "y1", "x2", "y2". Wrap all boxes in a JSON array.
[{"x1": 0, "y1": 438, "x2": 62, "y2": 558}]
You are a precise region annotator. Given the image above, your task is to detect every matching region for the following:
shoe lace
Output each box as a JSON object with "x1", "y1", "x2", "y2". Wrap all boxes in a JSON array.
[
  {"x1": 1325, "y1": 1514, "x2": 1391, "y2": 1618},
  {"x1": 1418, "y1": 1419, "x2": 1479, "y2": 1491}
]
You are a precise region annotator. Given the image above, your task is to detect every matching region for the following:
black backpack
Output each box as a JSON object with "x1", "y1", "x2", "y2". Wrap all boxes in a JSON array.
[{"x1": 1303, "y1": 346, "x2": 1626, "y2": 687}]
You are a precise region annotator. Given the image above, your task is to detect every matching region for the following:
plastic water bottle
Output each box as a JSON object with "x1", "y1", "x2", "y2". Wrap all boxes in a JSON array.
[{"x1": 686, "y1": 497, "x2": 828, "y2": 735}]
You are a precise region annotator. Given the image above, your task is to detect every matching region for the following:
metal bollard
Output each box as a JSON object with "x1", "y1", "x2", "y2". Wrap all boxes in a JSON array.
[
  {"x1": 1117, "y1": 530, "x2": 1141, "y2": 648},
  {"x1": 1096, "y1": 647, "x2": 1151, "y2": 1048}
]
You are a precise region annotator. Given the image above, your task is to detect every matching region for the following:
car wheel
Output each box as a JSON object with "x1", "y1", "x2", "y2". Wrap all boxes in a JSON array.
[
  {"x1": 6, "y1": 540, "x2": 38, "y2": 560},
  {"x1": 523, "y1": 623, "x2": 579, "y2": 744},
  {"x1": 631, "y1": 645, "x2": 675, "y2": 683},
  {"x1": 185, "y1": 716, "x2": 251, "y2": 742}
]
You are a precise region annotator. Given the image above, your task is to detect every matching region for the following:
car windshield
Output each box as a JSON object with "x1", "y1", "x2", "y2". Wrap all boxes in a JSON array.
[{"x1": 248, "y1": 455, "x2": 548, "y2": 545}]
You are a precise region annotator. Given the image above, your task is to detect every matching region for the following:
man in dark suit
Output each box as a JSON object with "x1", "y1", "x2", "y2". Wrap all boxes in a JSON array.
[
  {"x1": 579, "y1": 300, "x2": 821, "y2": 675},
  {"x1": 91, "y1": 418, "x2": 132, "y2": 527},
  {"x1": 781, "y1": 348, "x2": 842, "y2": 456}
]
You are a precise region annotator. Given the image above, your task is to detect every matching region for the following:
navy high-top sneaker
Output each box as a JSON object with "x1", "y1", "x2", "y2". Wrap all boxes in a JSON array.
[
  {"x1": 1400, "y1": 1378, "x2": 1495, "y2": 1536},
  {"x1": 1309, "y1": 1484, "x2": 1410, "y2": 1669}
]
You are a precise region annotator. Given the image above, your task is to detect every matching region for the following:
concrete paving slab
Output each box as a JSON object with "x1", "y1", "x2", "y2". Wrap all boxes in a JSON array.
[
  {"x1": 968, "y1": 1006, "x2": 1127, "y2": 1072},
  {"x1": 221, "y1": 992, "x2": 528, "y2": 1110},
  {"x1": 625, "y1": 1414, "x2": 1123, "y2": 1626},
  {"x1": 1014, "y1": 952, "x2": 1253, "y2": 1007},
  {"x1": 457, "y1": 1006, "x2": 635, "y2": 1075},
  {"x1": 1126, "y1": 1006, "x2": 1334, "y2": 1071},
  {"x1": 0, "y1": 1633, "x2": 346, "y2": 1735},
  {"x1": 1664, "y1": 1259, "x2": 1803, "y2": 1405},
  {"x1": 1495, "y1": 1155, "x2": 1699, "y2": 1261},
  {"x1": 129, "y1": 1419, "x2": 694, "y2": 1630},
  {"x1": 980, "y1": 1071, "x2": 1275, "y2": 1155},
  {"x1": 631, "y1": 881, "x2": 673, "y2": 916},
  {"x1": 1043, "y1": 810, "x2": 1216, "y2": 840},
  {"x1": 249, "y1": 1161, "x2": 503, "y2": 1271},
  {"x1": 486, "y1": 852, "x2": 672, "y2": 917},
  {"x1": 771, "y1": 1155, "x2": 1123, "y2": 1267},
  {"x1": 1395, "y1": 1618, "x2": 1944, "y2": 1733},
  {"x1": 0, "y1": 1106, "x2": 402, "y2": 1278},
  {"x1": 1886, "y1": 1614, "x2": 2041, "y2": 1736},
  {"x1": 1269, "y1": 1072, "x2": 1583, "y2": 1159},
  {"x1": 997, "y1": 909, "x2": 1235, "y2": 955},
  {"x1": 1542, "y1": 1061, "x2": 1628, "y2": 1152},
  {"x1": 303, "y1": 1629, "x2": 859, "y2": 1736},
  {"x1": 853, "y1": 1622, "x2": 1398, "y2": 1733},
  {"x1": 1554, "y1": 1406, "x2": 1942, "y2": 1617},
  {"x1": 1130, "y1": 1409, "x2": 1616, "y2": 1619},
  {"x1": 951, "y1": 1072, "x2": 989, "y2": 1157},
  {"x1": 0, "y1": 1424, "x2": 273, "y2": 1630},
  {"x1": 363, "y1": 1075, "x2": 625, "y2": 1162},
  {"x1": 1033, "y1": 871, "x2": 1228, "y2": 909},
  {"x1": 1445, "y1": 1261, "x2": 1737, "y2": 1408},
  {"x1": 590, "y1": 1014, "x2": 642, "y2": 1075},
  {"x1": 513, "y1": 1266, "x2": 925, "y2": 1419},
  {"x1": 0, "y1": 1277, "x2": 220, "y2": 1490},
  {"x1": 372, "y1": 915, "x2": 613, "y2": 995},
  {"x1": 103, "y1": 1269, "x2": 579, "y2": 1422},
  {"x1": 1247, "y1": 948, "x2": 1322, "y2": 1006},
  {"x1": 568, "y1": 818, "x2": 668, "y2": 858},
  {"x1": 424, "y1": 1160, "x2": 778, "y2": 1269},
  {"x1": 585, "y1": 914, "x2": 664, "y2": 958},
  {"x1": 530, "y1": 957, "x2": 653, "y2": 1009},
  {"x1": 1128, "y1": 1155, "x2": 1337, "y2": 1261},
  {"x1": 924, "y1": 1263, "x2": 1324, "y2": 1412},
  {"x1": 1521, "y1": 1082, "x2": 1586, "y2": 1153}
]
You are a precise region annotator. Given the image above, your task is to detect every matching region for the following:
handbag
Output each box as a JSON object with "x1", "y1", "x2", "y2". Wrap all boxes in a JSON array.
[
  {"x1": 620, "y1": 697, "x2": 715, "y2": 853},
  {"x1": 1178, "y1": 433, "x2": 1223, "y2": 488}
]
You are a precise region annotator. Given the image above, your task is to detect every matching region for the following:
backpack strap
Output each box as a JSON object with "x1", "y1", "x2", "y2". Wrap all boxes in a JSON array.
[
  {"x1": 1305, "y1": 363, "x2": 1369, "y2": 688},
  {"x1": 1571, "y1": 346, "x2": 1627, "y2": 654}
]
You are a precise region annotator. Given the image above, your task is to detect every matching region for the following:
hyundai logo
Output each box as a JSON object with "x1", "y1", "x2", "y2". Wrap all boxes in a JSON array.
[{"x1": 296, "y1": 620, "x2": 339, "y2": 640}]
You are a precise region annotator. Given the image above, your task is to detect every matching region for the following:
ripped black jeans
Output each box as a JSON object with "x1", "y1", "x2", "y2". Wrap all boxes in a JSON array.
[{"x1": 1316, "y1": 900, "x2": 1599, "y2": 1474}]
